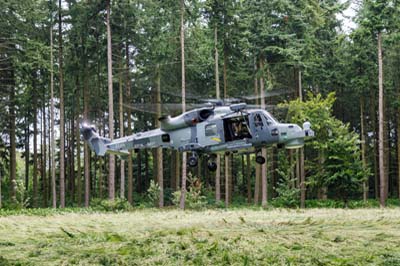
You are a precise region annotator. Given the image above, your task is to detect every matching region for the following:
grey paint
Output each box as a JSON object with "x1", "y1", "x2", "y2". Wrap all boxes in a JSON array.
[{"x1": 81, "y1": 104, "x2": 314, "y2": 157}]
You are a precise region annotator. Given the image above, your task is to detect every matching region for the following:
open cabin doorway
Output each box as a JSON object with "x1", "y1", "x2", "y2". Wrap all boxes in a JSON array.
[{"x1": 223, "y1": 116, "x2": 252, "y2": 142}]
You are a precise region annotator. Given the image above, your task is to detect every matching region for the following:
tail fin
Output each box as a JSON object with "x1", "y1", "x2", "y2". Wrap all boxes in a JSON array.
[{"x1": 80, "y1": 124, "x2": 110, "y2": 156}]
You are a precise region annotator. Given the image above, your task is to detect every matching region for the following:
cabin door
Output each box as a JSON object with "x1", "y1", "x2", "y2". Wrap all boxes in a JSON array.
[{"x1": 249, "y1": 112, "x2": 269, "y2": 143}]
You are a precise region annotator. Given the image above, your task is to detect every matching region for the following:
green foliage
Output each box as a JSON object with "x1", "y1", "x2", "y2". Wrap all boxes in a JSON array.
[
  {"x1": 280, "y1": 93, "x2": 370, "y2": 203},
  {"x1": 172, "y1": 174, "x2": 207, "y2": 210},
  {"x1": 2, "y1": 180, "x2": 29, "y2": 210},
  {"x1": 91, "y1": 198, "x2": 133, "y2": 212},
  {"x1": 273, "y1": 151, "x2": 300, "y2": 208},
  {"x1": 147, "y1": 180, "x2": 161, "y2": 207}
]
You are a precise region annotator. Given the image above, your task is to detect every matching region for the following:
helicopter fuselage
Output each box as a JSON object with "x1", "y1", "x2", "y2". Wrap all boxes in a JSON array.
[{"x1": 81, "y1": 104, "x2": 314, "y2": 161}]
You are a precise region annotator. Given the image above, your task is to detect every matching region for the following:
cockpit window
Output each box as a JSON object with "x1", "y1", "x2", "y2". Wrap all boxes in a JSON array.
[
  {"x1": 262, "y1": 111, "x2": 277, "y2": 125},
  {"x1": 254, "y1": 114, "x2": 264, "y2": 127}
]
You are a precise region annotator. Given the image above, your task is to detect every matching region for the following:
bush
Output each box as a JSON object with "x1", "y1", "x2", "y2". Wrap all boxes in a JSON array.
[
  {"x1": 273, "y1": 150, "x2": 300, "y2": 208},
  {"x1": 91, "y1": 198, "x2": 133, "y2": 212},
  {"x1": 172, "y1": 173, "x2": 207, "y2": 210},
  {"x1": 147, "y1": 180, "x2": 161, "y2": 207}
]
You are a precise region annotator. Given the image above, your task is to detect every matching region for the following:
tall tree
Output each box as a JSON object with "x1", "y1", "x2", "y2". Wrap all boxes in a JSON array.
[
  {"x1": 377, "y1": 30, "x2": 384, "y2": 207},
  {"x1": 106, "y1": 0, "x2": 115, "y2": 200},
  {"x1": 125, "y1": 42, "x2": 133, "y2": 204},
  {"x1": 50, "y1": 2, "x2": 56, "y2": 208},
  {"x1": 9, "y1": 73, "x2": 16, "y2": 203},
  {"x1": 179, "y1": 0, "x2": 187, "y2": 209},
  {"x1": 33, "y1": 85, "x2": 38, "y2": 207},
  {"x1": 259, "y1": 58, "x2": 268, "y2": 208},
  {"x1": 359, "y1": 0, "x2": 398, "y2": 207},
  {"x1": 214, "y1": 25, "x2": 221, "y2": 204},
  {"x1": 155, "y1": 64, "x2": 164, "y2": 207},
  {"x1": 119, "y1": 60, "x2": 125, "y2": 199},
  {"x1": 58, "y1": 0, "x2": 65, "y2": 208}
]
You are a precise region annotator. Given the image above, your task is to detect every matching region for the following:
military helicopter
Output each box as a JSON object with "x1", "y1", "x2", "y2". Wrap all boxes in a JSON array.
[{"x1": 80, "y1": 100, "x2": 314, "y2": 172}]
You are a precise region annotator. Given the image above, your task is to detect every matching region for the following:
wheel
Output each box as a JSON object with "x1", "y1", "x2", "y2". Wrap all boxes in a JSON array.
[
  {"x1": 256, "y1": 155, "x2": 266, "y2": 165},
  {"x1": 207, "y1": 161, "x2": 217, "y2": 172},
  {"x1": 188, "y1": 156, "x2": 198, "y2": 167}
]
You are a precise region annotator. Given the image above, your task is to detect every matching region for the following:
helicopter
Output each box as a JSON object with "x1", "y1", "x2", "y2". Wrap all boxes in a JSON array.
[{"x1": 80, "y1": 101, "x2": 314, "y2": 172}]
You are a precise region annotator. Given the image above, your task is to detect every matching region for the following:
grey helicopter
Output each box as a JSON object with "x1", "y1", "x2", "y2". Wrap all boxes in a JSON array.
[{"x1": 80, "y1": 100, "x2": 314, "y2": 172}]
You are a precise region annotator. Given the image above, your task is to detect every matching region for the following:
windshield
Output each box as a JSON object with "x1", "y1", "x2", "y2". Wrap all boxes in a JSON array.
[{"x1": 262, "y1": 110, "x2": 278, "y2": 125}]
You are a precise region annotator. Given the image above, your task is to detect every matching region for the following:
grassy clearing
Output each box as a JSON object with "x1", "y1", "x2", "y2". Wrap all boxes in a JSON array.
[{"x1": 1, "y1": 208, "x2": 400, "y2": 265}]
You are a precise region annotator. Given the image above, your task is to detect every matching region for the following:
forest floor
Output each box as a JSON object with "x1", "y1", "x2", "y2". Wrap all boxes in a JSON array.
[{"x1": 0, "y1": 208, "x2": 400, "y2": 265}]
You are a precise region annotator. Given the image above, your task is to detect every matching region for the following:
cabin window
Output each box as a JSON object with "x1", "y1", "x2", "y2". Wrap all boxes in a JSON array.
[{"x1": 205, "y1": 123, "x2": 218, "y2": 136}]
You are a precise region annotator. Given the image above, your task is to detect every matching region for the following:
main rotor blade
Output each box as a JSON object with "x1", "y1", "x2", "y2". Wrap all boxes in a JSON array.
[
  {"x1": 241, "y1": 89, "x2": 291, "y2": 100},
  {"x1": 122, "y1": 103, "x2": 202, "y2": 115}
]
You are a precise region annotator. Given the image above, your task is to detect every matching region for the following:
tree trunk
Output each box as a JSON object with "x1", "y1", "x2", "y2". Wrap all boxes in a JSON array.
[
  {"x1": 254, "y1": 164, "x2": 260, "y2": 204},
  {"x1": 175, "y1": 151, "x2": 180, "y2": 191},
  {"x1": 125, "y1": 42, "x2": 133, "y2": 204},
  {"x1": 58, "y1": 0, "x2": 65, "y2": 208},
  {"x1": 0, "y1": 170, "x2": 2, "y2": 208},
  {"x1": 155, "y1": 64, "x2": 164, "y2": 207},
  {"x1": 378, "y1": 32, "x2": 385, "y2": 208},
  {"x1": 33, "y1": 90, "x2": 38, "y2": 208},
  {"x1": 84, "y1": 74, "x2": 90, "y2": 207},
  {"x1": 48, "y1": 112, "x2": 52, "y2": 203},
  {"x1": 215, "y1": 154, "x2": 221, "y2": 203},
  {"x1": 253, "y1": 59, "x2": 260, "y2": 205},
  {"x1": 225, "y1": 154, "x2": 229, "y2": 207},
  {"x1": 9, "y1": 78, "x2": 16, "y2": 203},
  {"x1": 24, "y1": 120, "x2": 29, "y2": 192},
  {"x1": 214, "y1": 27, "x2": 221, "y2": 204},
  {"x1": 370, "y1": 90, "x2": 379, "y2": 199},
  {"x1": 170, "y1": 151, "x2": 175, "y2": 190},
  {"x1": 223, "y1": 45, "x2": 232, "y2": 207},
  {"x1": 298, "y1": 70, "x2": 306, "y2": 208},
  {"x1": 70, "y1": 111, "x2": 75, "y2": 203},
  {"x1": 76, "y1": 110, "x2": 81, "y2": 206},
  {"x1": 398, "y1": 99, "x2": 400, "y2": 199},
  {"x1": 50, "y1": 18, "x2": 56, "y2": 208},
  {"x1": 137, "y1": 150, "x2": 142, "y2": 193},
  {"x1": 106, "y1": 0, "x2": 115, "y2": 201},
  {"x1": 246, "y1": 154, "x2": 251, "y2": 203},
  {"x1": 74, "y1": 70, "x2": 81, "y2": 206},
  {"x1": 300, "y1": 148, "x2": 305, "y2": 208},
  {"x1": 42, "y1": 93, "x2": 48, "y2": 207},
  {"x1": 360, "y1": 97, "x2": 368, "y2": 201},
  {"x1": 119, "y1": 61, "x2": 125, "y2": 199},
  {"x1": 99, "y1": 157, "x2": 103, "y2": 199},
  {"x1": 145, "y1": 149, "x2": 149, "y2": 191},
  {"x1": 215, "y1": 26, "x2": 220, "y2": 100},
  {"x1": 384, "y1": 99, "x2": 389, "y2": 199},
  {"x1": 179, "y1": 0, "x2": 187, "y2": 209},
  {"x1": 260, "y1": 58, "x2": 267, "y2": 208}
]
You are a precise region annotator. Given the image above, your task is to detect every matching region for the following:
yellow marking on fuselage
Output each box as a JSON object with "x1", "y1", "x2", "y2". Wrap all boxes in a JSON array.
[{"x1": 211, "y1": 137, "x2": 221, "y2": 142}]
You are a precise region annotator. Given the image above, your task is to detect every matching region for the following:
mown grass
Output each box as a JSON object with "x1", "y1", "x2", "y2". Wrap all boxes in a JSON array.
[{"x1": 1, "y1": 208, "x2": 400, "y2": 265}]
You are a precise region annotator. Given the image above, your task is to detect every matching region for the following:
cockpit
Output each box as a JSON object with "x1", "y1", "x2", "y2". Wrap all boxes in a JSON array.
[{"x1": 262, "y1": 110, "x2": 277, "y2": 125}]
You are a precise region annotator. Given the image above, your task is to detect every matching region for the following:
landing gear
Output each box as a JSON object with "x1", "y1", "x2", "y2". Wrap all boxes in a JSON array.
[
  {"x1": 188, "y1": 153, "x2": 198, "y2": 167},
  {"x1": 207, "y1": 161, "x2": 217, "y2": 172},
  {"x1": 207, "y1": 154, "x2": 218, "y2": 172},
  {"x1": 255, "y1": 150, "x2": 266, "y2": 165},
  {"x1": 256, "y1": 155, "x2": 266, "y2": 164}
]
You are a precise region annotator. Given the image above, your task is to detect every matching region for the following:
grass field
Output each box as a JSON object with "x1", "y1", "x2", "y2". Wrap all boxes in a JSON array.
[{"x1": 1, "y1": 208, "x2": 400, "y2": 265}]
